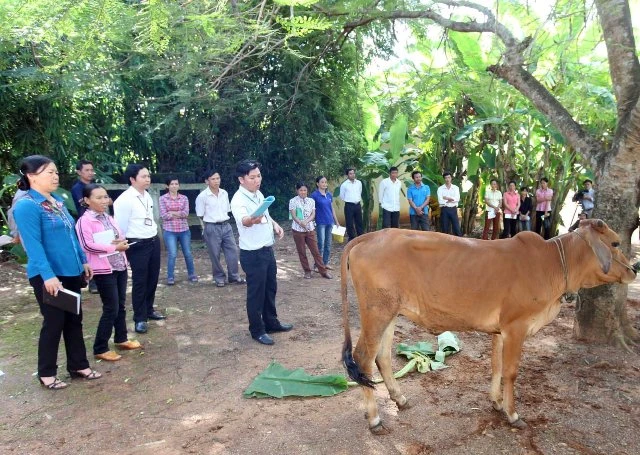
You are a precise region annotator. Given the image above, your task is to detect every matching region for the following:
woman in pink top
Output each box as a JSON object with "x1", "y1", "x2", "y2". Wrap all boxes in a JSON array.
[
  {"x1": 502, "y1": 181, "x2": 520, "y2": 238},
  {"x1": 76, "y1": 184, "x2": 142, "y2": 362},
  {"x1": 535, "y1": 177, "x2": 553, "y2": 239}
]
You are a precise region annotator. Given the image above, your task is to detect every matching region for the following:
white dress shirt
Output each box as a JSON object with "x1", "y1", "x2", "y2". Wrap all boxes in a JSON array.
[
  {"x1": 437, "y1": 184, "x2": 461, "y2": 207},
  {"x1": 230, "y1": 186, "x2": 275, "y2": 251},
  {"x1": 339, "y1": 179, "x2": 363, "y2": 203},
  {"x1": 195, "y1": 187, "x2": 231, "y2": 223},
  {"x1": 113, "y1": 186, "x2": 158, "y2": 239},
  {"x1": 378, "y1": 177, "x2": 402, "y2": 212}
]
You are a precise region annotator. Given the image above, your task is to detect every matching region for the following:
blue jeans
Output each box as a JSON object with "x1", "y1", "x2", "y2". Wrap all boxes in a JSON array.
[
  {"x1": 315, "y1": 224, "x2": 333, "y2": 265},
  {"x1": 519, "y1": 219, "x2": 531, "y2": 232},
  {"x1": 163, "y1": 230, "x2": 195, "y2": 279}
]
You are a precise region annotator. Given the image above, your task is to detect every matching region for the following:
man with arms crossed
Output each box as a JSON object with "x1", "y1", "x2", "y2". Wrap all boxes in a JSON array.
[
  {"x1": 437, "y1": 172, "x2": 462, "y2": 236},
  {"x1": 407, "y1": 171, "x2": 430, "y2": 231},
  {"x1": 230, "y1": 160, "x2": 292, "y2": 346},
  {"x1": 378, "y1": 166, "x2": 402, "y2": 228}
]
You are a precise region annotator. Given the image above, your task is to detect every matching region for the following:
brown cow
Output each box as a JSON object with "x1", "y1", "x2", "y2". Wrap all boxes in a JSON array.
[{"x1": 341, "y1": 219, "x2": 637, "y2": 433}]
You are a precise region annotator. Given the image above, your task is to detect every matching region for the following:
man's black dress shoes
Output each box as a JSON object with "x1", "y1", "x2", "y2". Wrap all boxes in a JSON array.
[
  {"x1": 148, "y1": 311, "x2": 166, "y2": 320},
  {"x1": 135, "y1": 321, "x2": 148, "y2": 333},
  {"x1": 266, "y1": 323, "x2": 293, "y2": 334},
  {"x1": 254, "y1": 334, "x2": 275, "y2": 345}
]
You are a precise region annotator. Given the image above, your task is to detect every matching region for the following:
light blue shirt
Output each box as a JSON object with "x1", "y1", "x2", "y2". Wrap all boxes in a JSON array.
[{"x1": 407, "y1": 184, "x2": 430, "y2": 215}]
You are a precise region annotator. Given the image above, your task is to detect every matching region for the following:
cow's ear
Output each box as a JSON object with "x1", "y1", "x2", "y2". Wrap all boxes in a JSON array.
[
  {"x1": 592, "y1": 219, "x2": 607, "y2": 233},
  {"x1": 591, "y1": 236, "x2": 612, "y2": 274}
]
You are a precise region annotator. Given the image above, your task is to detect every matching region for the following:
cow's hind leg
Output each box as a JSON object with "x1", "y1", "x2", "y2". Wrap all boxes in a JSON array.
[
  {"x1": 490, "y1": 334, "x2": 504, "y2": 411},
  {"x1": 353, "y1": 311, "x2": 397, "y2": 434},
  {"x1": 501, "y1": 330, "x2": 527, "y2": 429},
  {"x1": 375, "y1": 317, "x2": 410, "y2": 410}
]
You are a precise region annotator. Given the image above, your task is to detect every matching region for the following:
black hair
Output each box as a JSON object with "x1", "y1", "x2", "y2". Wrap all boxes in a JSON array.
[
  {"x1": 584, "y1": 179, "x2": 593, "y2": 185},
  {"x1": 540, "y1": 177, "x2": 549, "y2": 183},
  {"x1": 411, "y1": 170, "x2": 422, "y2": 179},
  {"x1": 76, "y1": 159, "x2": 93, "y2": 171},
  {"x1": 442, "y1": 171, "x2": 452, "y2": 178},
  {"x1": 490, "y1": 178, "x2": 498, "y2": 184},
  {"x1": 124, "y1": 163, "x2": 147, "y2": 184},
  {"x1": 520, "y1": 186, "x2": 528, "y2": 192},
  {"x1": 235, "y1": 159, "x2": 261, "y2": 178},
  {"x1": 17, "y1": 155, "x2": 54, "y2": 190},
  {"x1": 389, "y1": 166, "x2": 399, "y2": 173},
  {"x1": 165, "y1": 176, "x2": 179, "y2": 186},
  {"x1": 345, "y1": 167, "x2": 355, "y2": 176},
  {"x1": 203, "y1": 169, "x2": 220, "y2": 180},
  {"x1": 508, "y1": 180, "x2": 516, "y2": 186},
  {"x1": 80, "y1": 183, "x2": 107, "y2": 208},
  {"x1": 295, "y1": 182, "x2": 307, "y2": 190},
  {"x1": 315, "y1": 175, "x2": 326, "y2": 185}
]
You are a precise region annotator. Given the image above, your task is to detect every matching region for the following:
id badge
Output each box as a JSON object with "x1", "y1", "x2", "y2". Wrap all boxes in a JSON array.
[{"x1": 144, "y1": 218, "x2": 153, "y2": 226}]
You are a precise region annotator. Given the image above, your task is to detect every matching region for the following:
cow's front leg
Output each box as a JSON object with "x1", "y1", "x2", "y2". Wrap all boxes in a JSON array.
[
  {"x1": 501, "y1": 330, "x2": 527, "y2": 429},
  {"x1": 490, "y1": 334, "x2": 503, "y2": 411}
]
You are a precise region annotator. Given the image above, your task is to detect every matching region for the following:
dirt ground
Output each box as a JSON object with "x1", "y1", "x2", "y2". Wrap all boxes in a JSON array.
[{"x1": 1, "y1": 229, "x2": 640, "y2": 455}]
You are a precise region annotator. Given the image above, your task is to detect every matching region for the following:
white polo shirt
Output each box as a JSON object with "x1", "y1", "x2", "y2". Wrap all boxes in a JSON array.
[
  {"x1": 113, "y1": 186, "x2": 158, "y2": 239},
  {"x1": 230, "y1": 186, "x2": 275, "y2": 251},
  {"x1": 378, "y1": 177, "x2": 402, "y2": 212},
  {"x1": 195, "y1": 187, "x2": 231, "y2": 223},
  {"x1": 339, "y1": 179, "x2": 363, "y2": 203},
  {"x1": 437, "y1": 184, "x2": 460, "y2": 208}
]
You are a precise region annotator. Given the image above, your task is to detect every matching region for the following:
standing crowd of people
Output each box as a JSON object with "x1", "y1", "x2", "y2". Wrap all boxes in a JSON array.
[{"x1": 9, "y1": 156, "x2": 594, "y2": 388}]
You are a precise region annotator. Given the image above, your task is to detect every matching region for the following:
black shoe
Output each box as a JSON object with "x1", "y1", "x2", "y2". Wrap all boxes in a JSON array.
[
  {"x1": 266, "y1": 323, "x2": 293, "y2": 334},
  {"x1": 253, "y1": 334, "x2": 274, "y2": 345},
  {"x1": 148, "y1": 311, "x2": 166, "y2": 320},
  {"x1": 135, "y1": 321, "x2": 148, "y2": 333}
]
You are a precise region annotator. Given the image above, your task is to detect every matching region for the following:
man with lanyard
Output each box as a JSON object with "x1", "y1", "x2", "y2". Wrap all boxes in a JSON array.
[
  {"x1": 113, "y1": 164, "x2": 165, "y2": 334},
  {"x1": 437, "y1": 172, "x2": 462, "y2": 236},
  {"x1": 407, "y1": 171, "x2": 431, "y2": 231},
  {"x1": 378, "y1": 166, "x2": 403, "y2": 228},
  {"x1": 70, "y1": 159, "x2": 99, "y2": 293},
  {"x1": 581, "y1": 179, "x2": 595, "y2": 218},
  {"x1": 195, "y1": 169, "x2": 244, "y2": 287},
  {"x1": 230, "y1": 160, "x2": 292, "y2": 346},
  {"x1": 339, "y1": 168, "x2": 364, "y2": 242}
]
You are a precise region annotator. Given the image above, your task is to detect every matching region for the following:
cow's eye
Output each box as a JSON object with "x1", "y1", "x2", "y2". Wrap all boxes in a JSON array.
[{"x1": 612, "y1": 242, "x2": 620, "y2": 248}]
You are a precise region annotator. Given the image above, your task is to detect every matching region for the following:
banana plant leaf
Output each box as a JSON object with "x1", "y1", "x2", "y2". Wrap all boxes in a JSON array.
[
  {"x1": 395, "y1": 332, "x2": 461, "y2": 373},
  {"x1": 244, "y1": 361, "x2": 349, "y2": 398}
]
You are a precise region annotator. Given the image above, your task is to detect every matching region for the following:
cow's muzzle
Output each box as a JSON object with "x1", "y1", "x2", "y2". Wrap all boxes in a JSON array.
[{"x1": 633, "y1": 261, "x2": 640, "y2": 275}]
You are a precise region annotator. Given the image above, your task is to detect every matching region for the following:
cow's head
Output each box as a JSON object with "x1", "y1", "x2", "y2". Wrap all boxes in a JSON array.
[{"x1": 577, "y1": 219, "x2": 637, "y2": 286}]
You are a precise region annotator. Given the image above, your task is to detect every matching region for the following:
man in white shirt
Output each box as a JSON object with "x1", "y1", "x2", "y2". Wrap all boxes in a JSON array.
[
  {"x1": 339, "y1": 168, "x2": 364, "y2": 241},
  {"x1": 230, "y1": 160, "x2": 291, "y2": 346},
  {"x1": 378, "y1": 166, "x2": 402, "y2": 228},
  {"x1": 437, "y1": 172, "x2": 462, "y2": 236},
  {"x1": 113, "y1": 164, "x2": 165, "y2": 334},
  {"x1": 195, "y1": 169, "x2": 244, "y2": 288}
]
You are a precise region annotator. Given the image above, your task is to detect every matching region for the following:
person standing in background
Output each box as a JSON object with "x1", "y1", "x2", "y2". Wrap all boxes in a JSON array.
[
  {"x1": 535, "y1": 177, "x2": 553, "y2": 240},
  {"x1": 14, "y1": 155, "x2": 101, "y2": 389},
  {"x1": 482, "y1": 179, "x2": 502, "y2": 240},
  {"x1": 71, "y1": 160, "x2": 96, "y2": 218},
  {"x1": 113, "y1": 164, "x2": 165, "y2": 335},
  {"x1": 159, "y1": 177, "x2": 197, "y2": 285},
  {"x1": 581, "y1": 179, "x2": 595, "y2": 218},
  {"x1": 310, "y1": 176, "x2": 340, "y2": 269},
  {"x1": 378, "y1": 167, "x2": 402, "y2": 228},
  {"x1": 518, "y1": 187, "x2": 532, "y2": 232},
  {"x1": 339, "y1": 168, "x2": 364, "y2": 242},
  {"x1": 195, "y1": 169, "x2": 244, "y2": 288},
  {"x1": 230, "y1": 160, "x2": 292, "y2": 346},
  {"x1": 437, "y1": 172, "x2": 462, "y2": 236},
  {"x1": 502, "y1": 181, "x2": 520, "y2": 238},
  {"x1": 407, "y1": 171, "x2": 430, "y2": 231}
]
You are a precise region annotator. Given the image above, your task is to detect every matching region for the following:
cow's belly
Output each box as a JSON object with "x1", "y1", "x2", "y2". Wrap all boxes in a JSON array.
[{"x1": 401, "y1": 303, "x2": 501, "y2": 334}]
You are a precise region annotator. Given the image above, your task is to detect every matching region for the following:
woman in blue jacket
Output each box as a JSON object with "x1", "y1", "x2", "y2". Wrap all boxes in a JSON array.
[{"x1": 13, "y1": 155, "x2": 102, "y2": 390}]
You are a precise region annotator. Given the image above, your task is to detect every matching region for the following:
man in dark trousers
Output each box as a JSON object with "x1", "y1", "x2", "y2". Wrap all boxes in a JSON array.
[
  {"x1": 339, "y1": 168, "x2": 364, "y2": 241},
  {"x1": 230, "y1": 160, "x2": 292, "y2": 346}
]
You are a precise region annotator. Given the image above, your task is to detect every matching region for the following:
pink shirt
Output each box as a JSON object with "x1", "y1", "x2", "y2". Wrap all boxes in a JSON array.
[
  {"x1": 159, "y1": 193, "x2": 190, "y2": 232},
  {"x1": 535, "y1": 188, "x2": 553, "y2": 212},
  {"x1": 503, "y1": 191, "x2": 520, "y2": 215}
]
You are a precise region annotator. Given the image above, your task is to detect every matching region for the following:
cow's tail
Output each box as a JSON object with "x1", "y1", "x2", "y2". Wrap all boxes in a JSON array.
[{"x1": 341, "y1": 235, "x2": 376, "y2": 389}]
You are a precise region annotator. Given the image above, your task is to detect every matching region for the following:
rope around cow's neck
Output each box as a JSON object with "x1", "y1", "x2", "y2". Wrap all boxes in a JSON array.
[{"x1": 552, "y1": 236, "x2": 569, "y2": 294}]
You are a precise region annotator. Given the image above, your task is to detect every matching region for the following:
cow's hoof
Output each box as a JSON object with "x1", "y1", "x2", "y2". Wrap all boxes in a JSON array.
[
  {"x1": 397, "y1": 398, "x2": 412, "y2": 410},
  {"x1": 492, "y1": 401, "x2": 503, "y2": 412},
  {"x1": 369, "y1": 421, "x2": 390, "y2": 435},
  {"x1": 510, "y1": 418, "x2": 527, "y2": 429}
]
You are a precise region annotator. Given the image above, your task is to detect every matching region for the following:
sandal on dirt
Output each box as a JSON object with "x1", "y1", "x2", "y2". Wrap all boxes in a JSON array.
[
  {"x1": 39, "y1": 377, "x2": 69, "y2": 390},
  {"x1": 69, "y1": 369, "x2": 102, "y2": 380}
]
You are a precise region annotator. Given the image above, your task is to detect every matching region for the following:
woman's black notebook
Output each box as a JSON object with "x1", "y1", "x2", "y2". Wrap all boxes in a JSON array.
[{"x1": 42, "y1": 287, "x2": 81, "y2": 315}]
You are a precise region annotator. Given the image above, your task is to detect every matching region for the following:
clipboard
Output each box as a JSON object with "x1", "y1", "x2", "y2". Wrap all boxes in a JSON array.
[
  {"x1": 250, "y1": 196, "x2": 275, "y2": 217},
  {"x1": 43, "y1": 287, "x2": 81, "y2": 315}
]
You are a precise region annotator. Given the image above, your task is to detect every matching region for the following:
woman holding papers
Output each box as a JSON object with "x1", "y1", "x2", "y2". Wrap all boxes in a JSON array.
[
  {"x1": 13, "y1": 155, "x2": 101, "y2": 390},
  {"x1": 76, "y1": 184, "x2": 142, "y2": 362},
  {"x1": 288, "y1": 183, "x2": 333, "y2": 280}
]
